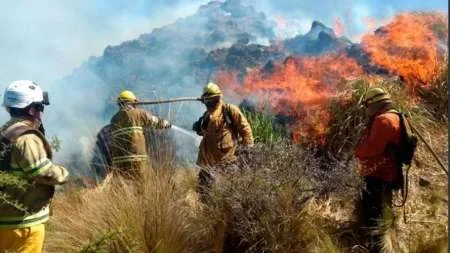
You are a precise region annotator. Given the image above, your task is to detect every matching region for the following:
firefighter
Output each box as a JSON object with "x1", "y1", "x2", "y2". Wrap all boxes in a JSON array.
[
  {"x1": 355, "y1": 87, "x2": 401, "y2": 252},
  {"x1": 91, "y1": 124, "x2": 112, "y2": 183},
  {"x1": 193, "y1": 82, "x2": 254, "y2": 202},
  {"x1": 0, "y1": 80, "x2": 69, "y2": 252},
  {"x1": 110, "y1": 90, "x2": 171, "y2": 177}
]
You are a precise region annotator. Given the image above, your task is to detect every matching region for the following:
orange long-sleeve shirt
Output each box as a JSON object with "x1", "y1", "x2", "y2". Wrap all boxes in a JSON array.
[{"x1": 355, "y1": 111, "x2": 401, "y2": 182}]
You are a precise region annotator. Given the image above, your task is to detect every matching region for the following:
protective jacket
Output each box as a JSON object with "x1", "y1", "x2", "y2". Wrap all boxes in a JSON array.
[
  {"x1": 196, "y1": 101, "x2": 253, "y2": 167},
  {"x1": 355, "y1": 110, "x2": 401, "y2": 182},
  {"x1": 110, "y1": 106, "x2": 168, "y2": 173},
  {"x1": 0, "y1": 118, "x2": 69, "y2": 229}
]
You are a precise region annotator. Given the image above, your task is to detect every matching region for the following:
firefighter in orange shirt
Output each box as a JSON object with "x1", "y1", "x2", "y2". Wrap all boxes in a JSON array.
[{"x1": 355, "y1": 87, "x2": 401, "y2": 252}]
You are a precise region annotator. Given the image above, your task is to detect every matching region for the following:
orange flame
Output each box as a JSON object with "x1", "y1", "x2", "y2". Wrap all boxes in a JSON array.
[
  {"x1": 217, "y1": 53, "x2": 364, "y2": 145},
  {"x1": 361, "y1": 12, "x2": 448, "y2": 90},
  {"x1": 216, "y1": 12, "x2": 447, "y2": 145}
]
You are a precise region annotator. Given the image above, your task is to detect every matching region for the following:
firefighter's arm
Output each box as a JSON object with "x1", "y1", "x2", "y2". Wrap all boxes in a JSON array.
[
  {"x1": 12, "y1": 134, "x2": 69, "y2": 185},
  {"x1": 229, "y1": 105, "x2": 254, "y2": 147},
  {"x1": 355, "y1": 117, "x2": 394, "y2": 159},
  {"x1": 142, "y1": 111, "x2": 171, "y2": 129}
]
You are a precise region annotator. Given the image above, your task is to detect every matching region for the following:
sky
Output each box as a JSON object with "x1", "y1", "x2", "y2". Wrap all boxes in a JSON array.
[{"x1": 0, "y1": 0, "x2": 446, "y2": 87}]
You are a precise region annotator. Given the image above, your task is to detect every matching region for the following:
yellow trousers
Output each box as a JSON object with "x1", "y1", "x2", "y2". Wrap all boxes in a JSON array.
[{"x1": 0, "y1": 224, "x2": 45, "y2": 253}]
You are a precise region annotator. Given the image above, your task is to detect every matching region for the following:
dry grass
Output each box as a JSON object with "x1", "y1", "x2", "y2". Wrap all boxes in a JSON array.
[
  {"x1": 46, "y1": 168, "x2": 206, "y2": 253},
  {"x1": 46, "y1": 144, "x2": 361, "y2": 253},
  {"x1": 202, "y1": 143, "x2": 359, "y2": 253},
  {"x1": 46, "y1": 138, "x2": 447, "y2": 253}
]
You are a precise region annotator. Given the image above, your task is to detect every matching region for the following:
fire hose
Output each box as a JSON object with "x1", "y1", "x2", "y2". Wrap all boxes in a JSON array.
[
  {"x1": 401, "y1": 116, "x2": 448, "y2": 225},
  {"x1": 129, "y1": 97, "x2": 202, "y2": 105},
  {"x1": 405, "y1": 117, "x2": 448, "y2": 176}
]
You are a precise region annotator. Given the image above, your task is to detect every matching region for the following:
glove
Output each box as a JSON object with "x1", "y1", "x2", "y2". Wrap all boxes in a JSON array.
[
  {"x1": 163, "y1": 120, "x2": 171, "y2": 129},
  {"x1": 193, "y1": 114, "x2": 208, "y2": 136},
  {"x1": 192, "y1": 120, "x2": 202, "y2": 136}
]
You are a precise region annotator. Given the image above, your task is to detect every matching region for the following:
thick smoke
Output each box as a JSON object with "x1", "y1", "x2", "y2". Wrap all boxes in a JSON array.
[{"x1": 0, "y1": 0, "x2": 208, "y2": 174}]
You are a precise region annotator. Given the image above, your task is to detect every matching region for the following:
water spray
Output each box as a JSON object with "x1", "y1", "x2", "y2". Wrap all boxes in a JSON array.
[{"x1": 171, "y1": 125, "x2": 202, "y2": 147}]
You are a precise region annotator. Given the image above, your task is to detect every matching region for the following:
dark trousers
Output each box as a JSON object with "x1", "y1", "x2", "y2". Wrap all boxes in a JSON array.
[
  {"x1": 360, "y1": 176, "x2": 395, "y2": 253},
  {"x1": 197, "y1": 168, "x2": 215, "y2": 204},
  {"x1": 197, "y1": 162, "x2": 240, "y2": 204}
]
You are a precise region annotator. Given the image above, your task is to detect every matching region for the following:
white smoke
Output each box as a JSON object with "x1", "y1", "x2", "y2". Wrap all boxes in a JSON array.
[{"x1": 0, "y1": 0, "x2": 209, "y2": 171}]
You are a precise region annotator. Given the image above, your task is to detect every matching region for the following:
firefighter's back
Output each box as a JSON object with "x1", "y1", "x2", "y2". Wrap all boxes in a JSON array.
[{"x1": 110, "y1": 107, "x2": 149, "y2": 174}]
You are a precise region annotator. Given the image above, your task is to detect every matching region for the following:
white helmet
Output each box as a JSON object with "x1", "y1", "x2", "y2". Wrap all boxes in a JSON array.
[{"x1": 2, "y1": 80, "x2": 49, "y2": 109}]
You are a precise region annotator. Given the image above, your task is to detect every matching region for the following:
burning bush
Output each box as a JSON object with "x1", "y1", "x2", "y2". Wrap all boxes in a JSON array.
[
  {"x1": 216, "y1": 52, "x2": 364, "y2": 146},
  {"x1": 417, "y1": 58, "x2": 448, "y2": 122}
]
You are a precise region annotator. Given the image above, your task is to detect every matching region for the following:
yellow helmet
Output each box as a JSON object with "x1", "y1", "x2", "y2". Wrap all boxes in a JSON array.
[
  {"x1": 118, "y1": 90, "x2": 137, "y2": 103},
  {"x1": 202, "y1": 82, "x2": 222, "y2": 99},
  {"x1": 363, "y1": 87, "x2": 391, "y2": 106}
]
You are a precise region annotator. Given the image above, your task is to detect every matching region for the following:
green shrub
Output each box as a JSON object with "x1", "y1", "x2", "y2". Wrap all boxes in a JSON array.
[{"x1": 243, "y1": 110, "x2": 284, "y2": 146}]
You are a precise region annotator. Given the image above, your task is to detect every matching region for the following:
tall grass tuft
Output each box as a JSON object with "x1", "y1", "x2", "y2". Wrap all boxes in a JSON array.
[{"x1": 46, "y1": 168, "x2": 206, "y2": 253}]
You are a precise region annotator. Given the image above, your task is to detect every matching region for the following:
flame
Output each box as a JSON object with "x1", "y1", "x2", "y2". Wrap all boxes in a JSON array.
[
  {"x1": 361, "y1": 12, "x2": 448, "y2": 90},
  {"x1": 333, "y1": 17, "x2": 345, "y2": 37},
  {"x1": 216, "y1": 53, "x2": 363, "y2": 145},
  {"x1": 215, "y1": 12, "x2": 447, "y2": 145}
]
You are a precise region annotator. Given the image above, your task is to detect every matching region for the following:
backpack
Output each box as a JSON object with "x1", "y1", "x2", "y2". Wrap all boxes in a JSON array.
[
  {"x1": 0, "y1": 125, "x2": 41, "y2": 172},
  {"x1": 193, "y1": 104, "x2": 240, "y2": 141},
  {"x1": 397, "y1": 113, "x2": 418, "y2": 166},
  {"x1": 391, "y1": 112, "x2": 418, "y2": 207},
  {"x1": 222, "y1": 104, "x2": 239, "y2": 141},
  {"x1": 0, "y1": 125, "x2": 55, "y2": 213}
]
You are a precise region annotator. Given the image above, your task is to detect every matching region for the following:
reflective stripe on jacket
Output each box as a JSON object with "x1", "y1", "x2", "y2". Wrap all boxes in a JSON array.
[
  {"x1": 110, "y1": 107, "x2": 167, "y2": 168},
  {"x1": 197, "y1": 101, "x2": 254, "y2": 167},
  {"x1": 0, "y1": 118, "x2": 69, "y2": 229}
]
